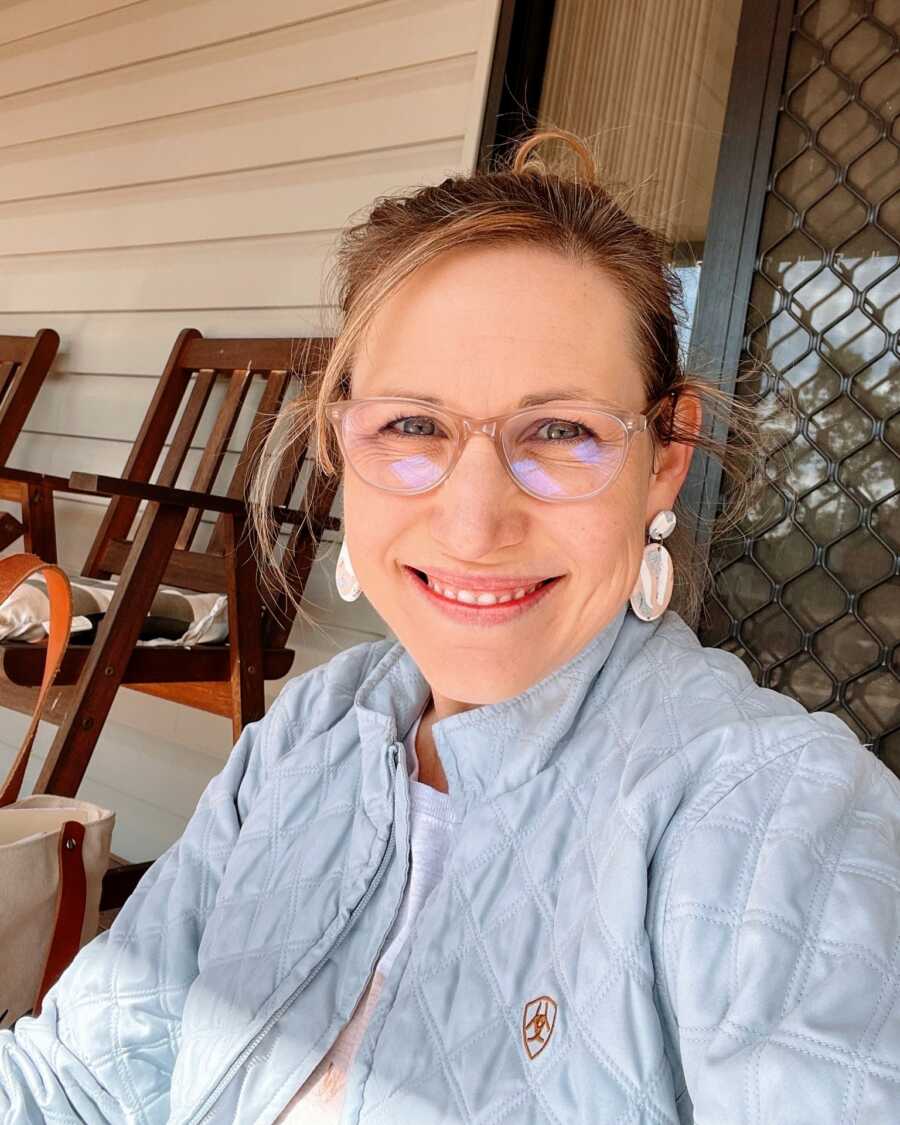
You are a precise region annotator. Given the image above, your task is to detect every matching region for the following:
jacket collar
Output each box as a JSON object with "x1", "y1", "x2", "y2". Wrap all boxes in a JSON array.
[{"x1": 354, "y1": 605, "x2": 630, "y2": 805}]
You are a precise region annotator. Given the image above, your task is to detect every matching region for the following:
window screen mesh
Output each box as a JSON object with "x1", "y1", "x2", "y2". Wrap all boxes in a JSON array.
[{"x1": 699, "y1": 0, "x2": 899, "y2": 773}]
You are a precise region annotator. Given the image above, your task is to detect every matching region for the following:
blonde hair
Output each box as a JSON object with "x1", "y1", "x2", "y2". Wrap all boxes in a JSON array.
[{"x1": 249, "y1": 128, "x2": 763, "y2": 626}]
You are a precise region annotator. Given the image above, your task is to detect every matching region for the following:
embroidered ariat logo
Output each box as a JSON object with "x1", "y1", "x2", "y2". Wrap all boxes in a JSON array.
[{"x1": 522, "y1": 995, "x2": 557, "y2": 1060}]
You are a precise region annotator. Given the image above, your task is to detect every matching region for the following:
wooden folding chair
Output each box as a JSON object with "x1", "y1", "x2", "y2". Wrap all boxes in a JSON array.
[
  {"x1": 0, "y1": 330, "x2": 341, "y2": 909},
  {"x1": 0, "y1": 329, "x2": 60, "y2": 558}
]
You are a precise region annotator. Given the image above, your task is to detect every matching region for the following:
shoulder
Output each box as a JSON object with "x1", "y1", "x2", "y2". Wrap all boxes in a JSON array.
[
  {"x1": 257, "y1": 636, "x2": 397, "y2": 766},
  {"x1": 275, "y1": 635, "x2": 396, "y2": 719},
  {"x1": 617, "y1": 611, "x2": 871, "y2": 798},
  {"x1": 650, "y1": 615, "x2": 900, "y2": 976},
  {"x1": 593, "y1": 610, "x2": 899, "y2": 891},
  {"x1": 656, "y1": 700, "x2": 900, "y2": 1091},
  {"x1": 596, "y1": 609, "x2": 900, "y2": 904},
  {"x1": 670, "y1": 730, "x2": 900, "y2": 890}
]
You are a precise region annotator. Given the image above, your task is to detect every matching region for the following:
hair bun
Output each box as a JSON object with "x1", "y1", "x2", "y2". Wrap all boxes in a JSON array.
[{"x1": 511, "y1": 128, "x2": 597, "y2": 181}]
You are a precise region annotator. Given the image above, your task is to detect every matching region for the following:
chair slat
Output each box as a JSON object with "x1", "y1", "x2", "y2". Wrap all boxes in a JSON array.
[
  {"x1": 0, "y1": 337, "x2": 35, "y2": 365},
  {"x1": 175, "y1": 368, "x2": 253, "y2": 551},
  {"x1": 155, "y1": 369, "x2": 217, "y2": 488},
  {"x1": 82, "y1": 327, "x2": 200, "y2": 576},
  {"x1": 266, "y1": 466, "x2": 340, "y2": 649},
  {"x1": 0, "y1": 362, "x2": 17, "y2": 405},
  {"x1": 99, "y1": 539, "x2": 227, "y2": 594},
  {"x1": 0, "y1": 329, "x2": 59, "y2": 466},
  {"x1": 207, "y1": 369, "x2": 290, "y2": 555}
]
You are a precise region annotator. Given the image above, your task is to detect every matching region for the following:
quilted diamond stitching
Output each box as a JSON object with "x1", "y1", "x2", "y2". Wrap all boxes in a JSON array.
[
  {"x1": 842, "y1": 932, "x2": 900, "y2": 1119},
  {"x1": 409, "y1": 966, "x2": 475, "y2": 1122},
  {"x1": 488, "y1": 798, "x2": 677, "y2": 1125},
  {"x1": 777, "y1": 757, "x2": 860, "y2": 1019},
  {"x1": 448, "y1": 864, "x2": 570, "y2": 1125}
]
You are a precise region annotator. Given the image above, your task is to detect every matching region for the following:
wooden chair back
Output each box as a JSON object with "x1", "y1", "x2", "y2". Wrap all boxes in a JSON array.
[
  {"x1": 0, "y1": 329, "x2": 61, "y2": 555},
  {"x1": 0, "y1": 329, "x2": 60, "y2": 465},
  {"x1": 81, "y1": 329, "x2": 335, "y2": 648}
]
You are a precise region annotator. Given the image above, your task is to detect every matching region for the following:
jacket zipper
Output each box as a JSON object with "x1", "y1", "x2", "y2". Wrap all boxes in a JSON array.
[{"x1": 190, "y1": 744, "x2": 403, "y2": 1125}]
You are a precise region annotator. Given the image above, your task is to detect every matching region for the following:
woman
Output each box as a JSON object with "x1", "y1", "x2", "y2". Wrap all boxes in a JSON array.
[{"x1": 3, "y1": 130, "x2": 899, "y2": 1125}]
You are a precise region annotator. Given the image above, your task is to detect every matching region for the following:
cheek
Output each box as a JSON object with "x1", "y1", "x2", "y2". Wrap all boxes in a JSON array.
[
  {"x1": 340, "y1": 477, "x2": 409, "y2": 579},
  {"x1": 567, "y1": 471, "x2": 649, "y2": 572}
]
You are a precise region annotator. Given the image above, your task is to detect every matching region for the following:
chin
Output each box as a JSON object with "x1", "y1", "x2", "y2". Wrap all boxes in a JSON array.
[{"x1": 416, "y1": 655, "x2": 545, "y2": 707}]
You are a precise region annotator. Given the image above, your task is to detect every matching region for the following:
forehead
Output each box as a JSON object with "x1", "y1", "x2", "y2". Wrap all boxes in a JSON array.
[{"x1": 350, "y1": 243, "x2": 646, "y2": 412}]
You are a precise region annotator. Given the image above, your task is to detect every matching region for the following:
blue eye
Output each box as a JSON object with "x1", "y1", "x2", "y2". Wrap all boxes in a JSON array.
[
  {"x1": 382, "y1": 415, "x2": 445, "y2": 437},
  {"x1": 531, "y1": 419, "x2": 598, "y2": 442}
]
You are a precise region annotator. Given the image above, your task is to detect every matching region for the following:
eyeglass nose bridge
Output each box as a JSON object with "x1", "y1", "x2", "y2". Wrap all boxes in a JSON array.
[
  {"x1": 461, "y1": 417, "x2": 500, "y2": 440},
  {"x1": 441, "y1": 416, "x2": 507, "y2": 485}
]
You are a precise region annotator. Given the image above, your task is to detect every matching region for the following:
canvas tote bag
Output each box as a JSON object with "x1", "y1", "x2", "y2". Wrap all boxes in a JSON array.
[{"x1": 0, "y1": 554, "x2": 114, "y2": 1031}]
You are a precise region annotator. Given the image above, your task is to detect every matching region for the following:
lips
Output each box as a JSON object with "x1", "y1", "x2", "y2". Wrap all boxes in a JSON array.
[
  {"x1": 403, "y1": 565, "x2": 564, "y2": 625},
  {"x1": 414, "y1": 569, "x2": 554, "y2": 604},
  {"x1": 408, "y1": 565, "x2": 561, "y2": 593}
]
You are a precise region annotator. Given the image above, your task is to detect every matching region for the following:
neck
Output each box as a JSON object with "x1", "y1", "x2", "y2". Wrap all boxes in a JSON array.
[
  {"x1": 429, "y1": 686, "x2": 477, "y2": 723},
  {"x1": 414, "y1": 700, "x2": 449, "y2": 792},
  {"x1": 414, "y1": 686, "x2": 483, "y2": 792}
]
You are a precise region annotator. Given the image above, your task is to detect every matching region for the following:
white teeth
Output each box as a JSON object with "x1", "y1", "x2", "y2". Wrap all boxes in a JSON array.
[{"x1": 423, "y1": 573, "x2": 542, "y2": 605}]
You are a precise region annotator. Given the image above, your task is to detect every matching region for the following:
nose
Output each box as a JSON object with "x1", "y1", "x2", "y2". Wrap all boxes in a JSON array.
[{"x1": 428, "y1": 429, "x2": 526, "y2": 558}]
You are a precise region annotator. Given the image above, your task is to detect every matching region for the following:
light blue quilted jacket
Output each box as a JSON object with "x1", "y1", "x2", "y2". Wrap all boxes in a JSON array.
[{"x1": 2, "y1": 607, "x2": 899, "y2": 1124}]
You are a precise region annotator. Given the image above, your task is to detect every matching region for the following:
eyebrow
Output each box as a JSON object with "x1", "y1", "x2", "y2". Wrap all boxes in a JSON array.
[{"x1": 376, "y1": 386, "x2": 596, "y2": 409}]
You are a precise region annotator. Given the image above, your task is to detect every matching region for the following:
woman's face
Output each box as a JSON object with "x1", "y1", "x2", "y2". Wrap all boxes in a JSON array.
[{"x1": 342, "y1": 243, "x2": 694, "y2": 709}]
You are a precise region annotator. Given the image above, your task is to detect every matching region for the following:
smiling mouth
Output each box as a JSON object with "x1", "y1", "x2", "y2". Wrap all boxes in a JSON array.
[{"x1": 408, "y1": 567, "x2": 562, "y2": 606}]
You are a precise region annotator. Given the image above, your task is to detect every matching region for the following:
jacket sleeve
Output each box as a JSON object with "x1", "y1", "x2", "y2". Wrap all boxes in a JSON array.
[
  {"x1": 661, "y1": 730, "x2": 900, "y2": 1124},
  {"x1": 0, "y1": 692, "x2": 289, "y2": 1125}
]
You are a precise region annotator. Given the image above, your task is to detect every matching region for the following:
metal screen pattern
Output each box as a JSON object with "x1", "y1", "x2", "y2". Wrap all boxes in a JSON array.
[{"x1": 699, "y1": 0, "x2": 899, "y2": 771}]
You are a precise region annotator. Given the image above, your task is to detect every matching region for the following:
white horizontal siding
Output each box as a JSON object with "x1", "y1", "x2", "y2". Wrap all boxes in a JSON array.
[
  {"x1": 0, "y1": 142, "x2": 462, "y2": 255},
  {"x1": 0, "y1": 0, "x2": 502, "y2": 860},
  {"x1": 0, "y1": 0, "x2": 388, "y2": 95},
  {"x1": 2, "y1": 230, "x2": 339, "y2": 311},
  {"x1": 0, "y1": 57, "x2": 477, "y2": 203},
  {"x1": 0, "y1": 0, "x2": 139, "y2": 48},
  {"x1": 2, "y1": 0, "x2": 484, "y2": 144}
]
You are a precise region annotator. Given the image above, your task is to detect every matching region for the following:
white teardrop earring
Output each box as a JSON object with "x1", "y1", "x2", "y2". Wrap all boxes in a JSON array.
[
  {"x1": 335, "y1": 538, "x2": 362, "y2": 602},
  {"x1": 629, "y1": 509, "x2": 676, "y2": 622}
]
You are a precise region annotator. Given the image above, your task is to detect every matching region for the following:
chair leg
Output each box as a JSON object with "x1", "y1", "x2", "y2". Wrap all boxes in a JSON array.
[
  {"x1": 223, "y1": 513, "x2": 265, "y2": 740},
  {"x1": 34, "y1": 502, "x2": 187, "y2": 798},
  {"x1": 22, "y1": 483, "x2": 57, "y2": 564}
]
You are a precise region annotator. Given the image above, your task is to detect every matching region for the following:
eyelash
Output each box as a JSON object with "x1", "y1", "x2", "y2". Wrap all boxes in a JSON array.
[
  {"x1": 378, "y1": 414, "x2": 441, "y2": 439},
  {"x1": 532, "y1": 419, "x2": 598, "y2": 442},
  {"x1": 382, "y1": 414, "x2": 598, "y2": 442}
]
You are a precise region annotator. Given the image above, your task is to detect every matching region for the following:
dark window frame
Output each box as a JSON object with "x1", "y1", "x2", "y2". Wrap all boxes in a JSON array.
[
  {"x1": 478, "y1": 0, "x2": 557, "y2": 169},
  {"x1": 679, "y1": 0, "x2": 796, "y2": 614}
]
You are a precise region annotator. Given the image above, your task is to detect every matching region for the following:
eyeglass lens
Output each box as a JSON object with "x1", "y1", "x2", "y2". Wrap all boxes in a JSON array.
[{"x1": 339, "y1": 400, "x2": 629, "y2": 499}]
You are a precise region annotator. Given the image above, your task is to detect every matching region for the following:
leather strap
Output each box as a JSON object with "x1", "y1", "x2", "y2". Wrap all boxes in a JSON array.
[
  {"x1": 0, "y1": 555, "x2": 86, "y2": 1017},
  {"x1": 32, "y1": 819, "x2": 87, "y2": 1016},
  {"x1": 0, "y1": 553, "x2": 72, "y2": 806}
]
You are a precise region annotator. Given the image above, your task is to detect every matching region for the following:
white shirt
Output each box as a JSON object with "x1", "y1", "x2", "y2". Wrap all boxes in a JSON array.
[{"x1": 275, "y1": 703, "x2": 457, "y2": 1123}]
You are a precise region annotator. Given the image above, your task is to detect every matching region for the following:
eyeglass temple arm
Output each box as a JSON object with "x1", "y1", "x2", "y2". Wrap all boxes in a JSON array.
[{"x1": 645, "y1": 387, "x2": 681, "y2": 440}]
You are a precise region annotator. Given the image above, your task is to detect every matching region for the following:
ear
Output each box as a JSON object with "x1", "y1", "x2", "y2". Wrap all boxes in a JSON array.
[{"x1": 645, "y1": 391, "x2": 703, "y2": 519}]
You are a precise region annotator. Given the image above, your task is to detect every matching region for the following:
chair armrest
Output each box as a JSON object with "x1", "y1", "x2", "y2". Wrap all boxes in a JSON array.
[
  {"x1": 0, "y1": 470, "x2": 340, "y2": 534},
  {"x1": 68, "y1": 472, "x2": 340, "y2": 530},
  {"x1": 0, "y1": 467, "x2": 63, "y2": 488},
  {"x1": 69, "y1": 471, "x2": 249, "y2": 516}
]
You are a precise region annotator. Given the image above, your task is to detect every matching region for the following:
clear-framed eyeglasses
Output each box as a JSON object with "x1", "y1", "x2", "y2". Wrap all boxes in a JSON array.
[{"x1": 324, "y1": 393, "x2": 676, "y2": 503}]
